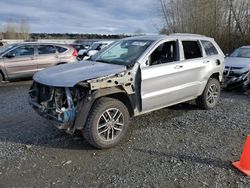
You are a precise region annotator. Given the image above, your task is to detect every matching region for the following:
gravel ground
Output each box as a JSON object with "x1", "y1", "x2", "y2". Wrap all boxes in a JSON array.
[{"x1": 0, "y1": 81, "x2": 250, "y2": 188}]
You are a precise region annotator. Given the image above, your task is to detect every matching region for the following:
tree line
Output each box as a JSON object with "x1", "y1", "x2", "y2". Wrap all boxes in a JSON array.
[
  {"x1": 159, "y1": 0, "x2": 250, "y2": 53},
  {"x1": 0, "y1": 21, "x2": 129, "y2": 41}
]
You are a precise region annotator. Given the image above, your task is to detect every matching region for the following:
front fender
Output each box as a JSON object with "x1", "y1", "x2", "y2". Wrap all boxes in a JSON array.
[{"x1": 74, "y1": 87, "x2": 128, "y2": 130}]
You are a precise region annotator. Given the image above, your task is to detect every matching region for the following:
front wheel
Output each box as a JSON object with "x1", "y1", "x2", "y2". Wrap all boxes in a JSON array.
[
  {"x1": 196, "y1": 78, "x2": 221, "y2": 110},
  {"x1": 0, "y1": 73, "x2": 3, "y2": 84},
  {"x1": 83, "y1": 97, "x2": 130, "y2": 149}
]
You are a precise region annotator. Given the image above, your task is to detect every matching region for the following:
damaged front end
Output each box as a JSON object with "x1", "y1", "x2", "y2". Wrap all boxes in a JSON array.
[
  {"x1": 223, "y1": 66, "x2": 250, "y2": 91},
  {"x1": 28, "y1": 63, "x2": 139, "y2": 133},
  {"x1": 29, "y1": 82, "x2": 86, "y2": 131}
]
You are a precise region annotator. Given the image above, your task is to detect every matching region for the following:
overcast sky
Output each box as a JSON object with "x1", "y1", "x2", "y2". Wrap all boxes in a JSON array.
[{"x1": 0, "y1": 0, "x2": 161, "y2": 34}]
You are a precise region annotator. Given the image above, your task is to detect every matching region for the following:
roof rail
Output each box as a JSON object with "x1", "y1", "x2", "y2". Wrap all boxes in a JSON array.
[{"x1": 169, "y1": 33, "x2": 206, "y2": 37}]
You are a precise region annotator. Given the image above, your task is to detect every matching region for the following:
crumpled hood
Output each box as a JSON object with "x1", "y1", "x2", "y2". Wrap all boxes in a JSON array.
[
  {"x1": 225, "y1": 57, "x2": 250, "y2": 68},
  {"x1": 33, "y1": 61, "x2": 127, "y2": 87}
]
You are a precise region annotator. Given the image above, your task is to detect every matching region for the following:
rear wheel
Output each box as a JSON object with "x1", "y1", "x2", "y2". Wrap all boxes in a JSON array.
[
  {"x1": 196, "y1": 78, "x2": 221, "y2": 109},
  {"x1": 83, "y1": 97, "x2": 130, "y2": 149}
]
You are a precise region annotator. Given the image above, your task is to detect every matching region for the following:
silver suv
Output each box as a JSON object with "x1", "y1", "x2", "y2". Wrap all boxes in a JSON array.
[
  {"x1": 29, "y1": 34, "x2": 225, "y2": 149},
  {"x1": 0, "y1": 43, "x2": 78, "y2": 82}
]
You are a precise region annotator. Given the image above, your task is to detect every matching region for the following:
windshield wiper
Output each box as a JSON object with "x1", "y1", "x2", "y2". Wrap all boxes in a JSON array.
[{"x1": 96, "y1": 59, "x2": 111, "y2": 64}]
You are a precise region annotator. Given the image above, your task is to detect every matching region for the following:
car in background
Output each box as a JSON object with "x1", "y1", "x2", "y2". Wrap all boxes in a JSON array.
[
  {"x1": 0, "y1": 41, "x2": 8, "y2": 47},
  {"x1": 0, "y1": 43, "x2": 78, "y2": 83},
  {"x1": 70, "y1": 43, "x2": 88, "y2": 52},
  {"x1": 78, "y1": 40, "x2": 114, "y2": 60},
  {"x1": 224, "y1": 46, "x2": 250, "y2": 90}
]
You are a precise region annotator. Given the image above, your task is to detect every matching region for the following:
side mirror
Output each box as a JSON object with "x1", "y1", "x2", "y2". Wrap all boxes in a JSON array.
[{"x1": 5, "y1": 53, "x2": 15, "y2": 58}]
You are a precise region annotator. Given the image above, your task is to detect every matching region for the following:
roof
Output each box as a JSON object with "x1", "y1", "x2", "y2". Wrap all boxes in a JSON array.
[
  {"x1": 123, "y1": 33, "x2": 213, "y2": 41},
  {"x1": 10, "y1": 42, "x2": 71, "y2": 47}
]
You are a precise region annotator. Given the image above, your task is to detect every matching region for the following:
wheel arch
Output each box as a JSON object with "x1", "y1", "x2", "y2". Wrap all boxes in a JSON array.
[
  {"x1": 56, "y1": 62, "x2": 67, "y2": 65},
  {"x1": 209, "y1": 72, "x2": 220, "y2": 81},
  {"x1": 0, "y1": 69, "x2": 6, "y2": 81},
  {"x1": 74, "y1": 87, "x2": 135, "y2": 130}
]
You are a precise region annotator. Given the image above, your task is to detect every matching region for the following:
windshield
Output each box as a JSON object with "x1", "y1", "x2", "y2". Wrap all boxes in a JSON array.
[
  {"x1": 230, "y1": 48, "x2": 250, "y2": 58},
  {"x1": 0, "y1": 44, "x2": 15, "y2": 55},
  {"x1": 93, "y1": 39, "x2": 153, "y2": 65}
]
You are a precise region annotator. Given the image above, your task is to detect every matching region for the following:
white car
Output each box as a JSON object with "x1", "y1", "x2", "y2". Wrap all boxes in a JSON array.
[
  {"x1": 78, "y1": 40, "x2": 114, "y2": 60},
  {"x1": 224, "y1": 46, "x2": 250, "y2": 90}
]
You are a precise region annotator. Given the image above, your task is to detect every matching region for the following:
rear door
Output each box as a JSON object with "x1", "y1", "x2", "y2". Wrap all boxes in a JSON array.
[
  {"x1": 177, "y1": 40, "x2": 208, "y2": 96},
  {"x1": 3, "y1": 45, "x2": 36, "y2": 79},
  {"x1": 36, "y1": 45, "x2": 59, "y2": 71}
]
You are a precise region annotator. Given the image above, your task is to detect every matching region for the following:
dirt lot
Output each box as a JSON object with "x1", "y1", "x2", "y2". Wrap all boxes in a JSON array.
[{"x1": 0, "y1": 81, "x2": 250, "y2": 188}]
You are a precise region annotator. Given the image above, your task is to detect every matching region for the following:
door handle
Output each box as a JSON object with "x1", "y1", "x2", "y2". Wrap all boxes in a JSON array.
[
  {"x1": 174, "y1": 65, "x2": 183, "y2": 69},
  {"x1": 203, "y1": 60, "x2": 210, "y2": 64}
]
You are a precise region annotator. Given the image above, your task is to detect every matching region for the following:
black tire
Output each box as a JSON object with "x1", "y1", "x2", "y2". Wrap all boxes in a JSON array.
[
  {"x1": 196, "y1": 78, "x2": 221, "y2": 110},
  {"x1": 83, "y1": 97, "x2": 130, "y2": 149},
  {"x1": 0, "y1": 73, "x2": 3, "y2": 83}
]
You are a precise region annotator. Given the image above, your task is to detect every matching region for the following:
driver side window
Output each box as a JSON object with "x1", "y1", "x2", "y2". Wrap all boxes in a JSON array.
[
  {"x1": 9, "y1": 46, "x2": 34, "y2": 57},
  {"x1": 149, "y1": 41, "x2": 178, "y2": 66}
]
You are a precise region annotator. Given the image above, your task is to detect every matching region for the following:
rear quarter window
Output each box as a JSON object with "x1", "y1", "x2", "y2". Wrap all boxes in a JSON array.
[
  {"x1": 56, "y1": 46, "x2": 67, "y2": 53},
  {"x1": 201, "y1": 40, "x2": 218, "y2": 56}
]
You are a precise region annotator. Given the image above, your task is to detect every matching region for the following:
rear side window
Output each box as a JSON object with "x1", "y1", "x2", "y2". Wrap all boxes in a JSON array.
[
  {"x1": 56, "y1": 46, "x2": 67, "y2": 53},
  {"x1": 38, "y1": 45, "x2": 56, "y2": 55},
  {"x1": 201, "y1": 40, "x2": 218, "y2": 56},
  {"x1": 10, "y1": 46, "x2": 34, "y2": 57},
  {"x1": 182, "y1": 41, "x2": 202, "y2": 59}
]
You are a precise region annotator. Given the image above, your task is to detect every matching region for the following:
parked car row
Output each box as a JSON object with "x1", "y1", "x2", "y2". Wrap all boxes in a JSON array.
[{"x1": 0, "y1": 40, "x2": 116, "y2": 82}]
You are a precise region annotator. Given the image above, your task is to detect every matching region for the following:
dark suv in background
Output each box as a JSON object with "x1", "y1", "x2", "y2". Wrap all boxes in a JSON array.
[{"x1": 0, "y1": 43, "x2": 78, "y2": 82}]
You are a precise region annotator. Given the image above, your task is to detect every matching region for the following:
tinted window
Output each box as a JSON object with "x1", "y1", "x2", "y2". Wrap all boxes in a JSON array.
[
  {"x1": 150, "y1": 41, "x2": 178, "y2": 66},
  {"x1": 201, "y1": 40, "x2": 218, "y2": 56},
  {"x1": 38, "y1": 45, "x2": 56, "y2": 55},
  {"x1": 182, "y1": 41, "x2": 202, "y2": 59},
  {"x1": 56, "y1": 46, "x2": 67, "y2": 53},
  {"x1": 10, "y1": 46, "x2": 34, "y2": 57}
]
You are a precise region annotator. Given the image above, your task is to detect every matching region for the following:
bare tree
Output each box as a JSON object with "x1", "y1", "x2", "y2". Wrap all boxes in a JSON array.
[
  {"x1": 19, "y1": 20, "x2": 30, "y2": 40},
  {"x1": 3, "y1": 20, "x2": 18, "y2": 39},
  {"x1": 159, "y1": 0, "x2": 250, "y2": 53},
  {"x1": 2, "y1": 20, "x2": 30, "y2": 40}
]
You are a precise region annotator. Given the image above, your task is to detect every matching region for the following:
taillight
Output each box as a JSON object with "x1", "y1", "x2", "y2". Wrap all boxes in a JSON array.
[{"x1": 72, "y1": 49, "x2": 78, "y2": 57}]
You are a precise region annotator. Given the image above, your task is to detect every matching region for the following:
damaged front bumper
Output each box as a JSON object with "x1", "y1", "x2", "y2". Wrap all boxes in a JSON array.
[
  {"x1": 223, "y1": 68, "x2": 250, "y2": 90},
  {"x1": 28, "y1": 82, "x2": 77, "y2": 131}
]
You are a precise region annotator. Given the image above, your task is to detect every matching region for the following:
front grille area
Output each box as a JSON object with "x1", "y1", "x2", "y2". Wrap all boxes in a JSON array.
[
  {"x1": 29, "y1": 81, "x2": 54, "y2": 104},
  {"x1": 225, "y1": 66, "x2": 242, "y2": 70},
  {"x1": 36, "y1": 83, "x2": 54, "y2": 103},
  {"x1": 29, "y1": 81, "x2": 78, "y2": 128}
]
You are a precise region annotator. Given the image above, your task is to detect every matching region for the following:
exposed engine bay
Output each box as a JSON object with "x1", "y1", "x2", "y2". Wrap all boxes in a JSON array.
[{"x1": 29, "y1": 63, "x2": 139, "y2": 133}]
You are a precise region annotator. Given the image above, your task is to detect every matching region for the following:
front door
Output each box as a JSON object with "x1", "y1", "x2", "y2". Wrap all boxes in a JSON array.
[{"x1": 3, "y1": 45, "x2": 36, "y2": 79}]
